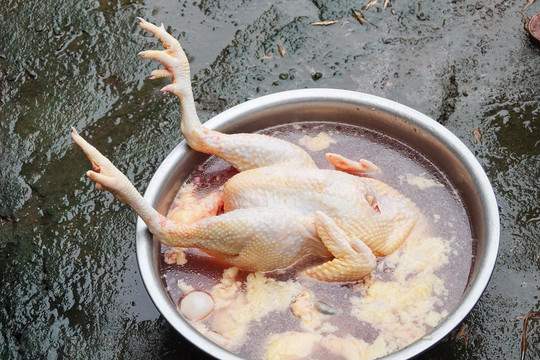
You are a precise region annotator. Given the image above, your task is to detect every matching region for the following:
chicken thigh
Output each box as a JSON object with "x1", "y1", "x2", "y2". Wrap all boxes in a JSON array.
[{"x1": 71, "y1": 18, "x2": 419, "y2": 282}]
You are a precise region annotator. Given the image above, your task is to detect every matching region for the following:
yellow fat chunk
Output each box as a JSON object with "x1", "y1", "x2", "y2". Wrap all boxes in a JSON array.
[
  {"x1": 322, "y1": 334, "x2": 369, "y2": 360},
  {"x1": 350, "y1": 235, "x2": 450, "y2": 349},
  {"x1": 208, "y1": 272, "x2": 304, "y2": 350},
  {"x1": 164, "y1": 247, "x2": 187, "y2": 265},
  {"x1": 211, "y1": 267, "x2": 242, "y2": 309},
  {"x1": 231, "y1": 272, "x2": 303, "y2": 324},
  {"x1": 177, "y1": 279, "x2": 194, "y2": 294},
  {"x1": 266, "y1": 332, "x2": 390, "y2": 360},
  {"x1": 351, "y1": 275, "x2": 444, "y2": 325},
  {"x1": 383, "y1": 234, "x2": 449, "y2": 292},
  {"x1": 323, "y1": 334, "x2": 390, "y2": 360},
  {"x1": 266, "y1": 332, "x2": 321, "y2": 360},
  {"x1": 290, "y1": 290, "x2": 322, "y2": 331},
  {"x1": 399, "y1": 173, "x2": 444, "y2": 189},
  {"x1": 212, "y1": 309, "x2": 249, "y2": 341},
  {"x1": 298, "y1": 132, "x2": 336, "y2": 151}
]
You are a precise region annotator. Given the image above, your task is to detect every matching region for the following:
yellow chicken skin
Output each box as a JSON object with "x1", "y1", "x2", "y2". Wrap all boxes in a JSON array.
[{"x1": 71, "y1": 18, "x2": 419, "y2": 282}]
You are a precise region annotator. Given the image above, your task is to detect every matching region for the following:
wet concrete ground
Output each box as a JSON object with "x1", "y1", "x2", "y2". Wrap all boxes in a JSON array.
[{"x1": 1, "y1": 0, "x2": 539, "y2": 359}]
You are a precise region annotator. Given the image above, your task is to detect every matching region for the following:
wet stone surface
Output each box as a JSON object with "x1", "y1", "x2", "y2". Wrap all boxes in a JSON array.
[{"x1": 0, "y1": 0, "x2": 539, "y2": 359}]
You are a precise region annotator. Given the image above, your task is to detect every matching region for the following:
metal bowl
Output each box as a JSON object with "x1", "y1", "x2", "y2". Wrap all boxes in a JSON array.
[{"x1": 136, "y1": 89, "x2": 499, "y2": 359}]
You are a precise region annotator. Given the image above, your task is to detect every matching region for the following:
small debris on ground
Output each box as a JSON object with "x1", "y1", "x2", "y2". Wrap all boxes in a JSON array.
[
  {"x1": 520, "y1": 311, "x2": 540, "y2": 360},
  {"x1": 473, "y1": 128, "x2": 482, "y2": 144},
  {"x1": 522, "y1": 0, "x2": 535, "y2": 11},
  {"x1": 311, "y1": 20, "x2": 340, "y2": 26},
  {"x1": 453, "y1": 323, "x2": 469, "y2": 348},
  {"x1": 277, "y1": 44, "x2": 286, "y2": 57}
]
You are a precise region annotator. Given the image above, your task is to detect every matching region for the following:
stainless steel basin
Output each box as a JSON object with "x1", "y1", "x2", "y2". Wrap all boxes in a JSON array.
[{"x1": 136, "y1": 89, "x2": 499, "y2": 359}]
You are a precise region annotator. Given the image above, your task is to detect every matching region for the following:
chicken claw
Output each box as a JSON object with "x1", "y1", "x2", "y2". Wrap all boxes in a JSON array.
[
  {"x1": 71, "y1": 127, "x2": 135, "y2": 203},
  {"x1": 137, "y1": 18, "x2": 317, "y2": 171}
]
